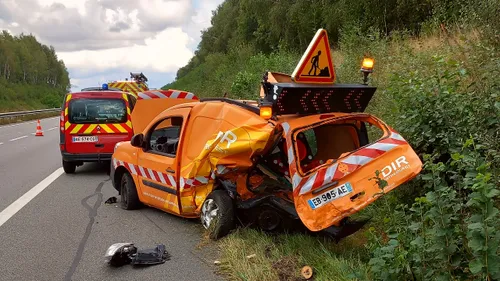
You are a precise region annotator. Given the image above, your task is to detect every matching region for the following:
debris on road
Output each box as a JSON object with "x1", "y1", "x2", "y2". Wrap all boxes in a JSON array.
[
  {"x1": 105, "y1": 196, "x2": 117, "y2": 204},
  {"x1": 131, "y1": 244, "x2": 171, "y2": 266},
  {"x1": 105, "y1": 243, "x2": 137, "y2": 267},
  {"x1": 214, "y1": 260, "x2": 221, "y2": 265},
  {"x1": 105, "y1": 243, "x2": 171, "y2": 267}
]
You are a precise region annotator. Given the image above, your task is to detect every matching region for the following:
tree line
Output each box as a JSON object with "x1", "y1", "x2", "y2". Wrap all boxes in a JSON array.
[
  {"x1": 175, "y1": 0, "x2": 491, "y2": 81},
  {"x1": 0, "y1": 30, "x2": 70, "y2": 111},
  {"x1": 0, "y1": 31, "x2": 70, "y2": 89}
]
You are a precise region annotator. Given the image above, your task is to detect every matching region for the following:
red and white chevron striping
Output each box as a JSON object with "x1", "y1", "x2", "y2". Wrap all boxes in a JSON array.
[
  {"x1": 294, "y1": 131, "x2": 408, "y2": 195},
  {"x1": 113, "y1": 158, "x2": 213, "y2": 190},
  {"x1": 137, "y1": 90, "x2": 198, "y2": 100}
]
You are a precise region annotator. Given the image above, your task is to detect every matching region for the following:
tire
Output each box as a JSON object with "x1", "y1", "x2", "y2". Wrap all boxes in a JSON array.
[
  {"x1": 120, "y1": 173, "x2": 140, "y2": 210},
  {"x1": 62, "y1": 160, "x2": 76, "y2": 174},
  {"x1": 200, "y1": 190, "x2": 235, "y2": 240}
]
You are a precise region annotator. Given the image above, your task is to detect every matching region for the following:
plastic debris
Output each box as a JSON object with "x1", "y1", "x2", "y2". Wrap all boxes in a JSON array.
[
  {"x1": 105, "y1": 243, "x2": 170, "y2": 267},
  {"x1": 105, "y1": 243, "x2": 137, "y2": 267},
  {"x1": 105, "y1": 196, "x2": 117, "y2": 204},
  {"x1": 246, "y1": 254, "x2": 256, "y2": 259},
  {"x1": 131, "y1": 244, "x2": 171, "y2": 266},
  {"x1": 214, "y1": 260, "x2": 221, "y2": 265}
]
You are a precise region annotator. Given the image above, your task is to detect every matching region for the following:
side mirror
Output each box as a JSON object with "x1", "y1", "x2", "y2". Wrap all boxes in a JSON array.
[{"x1": 130, "y1": 133, "x2": 145, "y2": 148}]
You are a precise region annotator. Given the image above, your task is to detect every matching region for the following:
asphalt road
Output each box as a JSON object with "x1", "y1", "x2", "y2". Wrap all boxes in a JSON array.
[{"x1": 0, "y1": 118, "x2": 222, "y2": 281}]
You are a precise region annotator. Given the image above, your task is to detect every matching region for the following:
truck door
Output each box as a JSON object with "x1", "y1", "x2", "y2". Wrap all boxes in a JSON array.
[
  {"x1": 64, "y1": 94, "x2": 132, "y2": 156},
  {"x1": 135, "y1": 108, "x2": 190, "y2": 215}
]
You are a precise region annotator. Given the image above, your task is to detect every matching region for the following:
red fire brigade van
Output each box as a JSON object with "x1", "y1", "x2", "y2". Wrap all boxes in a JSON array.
[{"x1": 59, "y1": 84, "x2": 136, "y2": 173}]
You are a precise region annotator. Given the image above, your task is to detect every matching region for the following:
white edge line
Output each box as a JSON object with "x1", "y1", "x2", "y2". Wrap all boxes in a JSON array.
[
  {"x1": 9, "y1": 135, "x2": 28, "y2": 141},
  {"x1": 0, "y1": 116, "x2": 59, "y2": 129},
  {"x1": 0, "y1": 167, "x2": 64, "y2": 228}
]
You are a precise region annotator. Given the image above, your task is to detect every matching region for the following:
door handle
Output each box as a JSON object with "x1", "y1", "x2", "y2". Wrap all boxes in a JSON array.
[
  {"x1": 166, "y1": 168, "x2": 175, "y2": 173},
  {"x1": 95, "y1": 144, "x2": 104, "y2": 148}
]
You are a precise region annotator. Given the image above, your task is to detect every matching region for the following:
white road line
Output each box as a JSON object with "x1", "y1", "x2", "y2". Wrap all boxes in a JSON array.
[
  {"x1": 47, "y1": 127, "x2": 58, "y2": 131},
  {"x1": 0, "y1": 122, "x2": 35, "y2": 129},
  {"x1": 9, "y1": 135, "x2": 28, "y2": 141},
  {"x1": 0, "y1": 167, "x2": 64, "y2": 228},
  {"x1": 0, "y1": 116, "x2": 59, "y2": 129}
]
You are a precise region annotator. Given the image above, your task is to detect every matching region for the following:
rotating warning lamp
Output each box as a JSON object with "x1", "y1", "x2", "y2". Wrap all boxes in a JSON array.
[
  {"x1": 360, "y1": 57, "x2": 375, "y2": 85},
  {"x1": 259, "y1": 101, "x2": 273, "y2": 120}
]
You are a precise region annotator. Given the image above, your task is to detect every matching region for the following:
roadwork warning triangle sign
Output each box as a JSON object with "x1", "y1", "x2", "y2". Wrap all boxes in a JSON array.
[{"x1": 292, "y1": 29, "x2": 335, "y2": 84}]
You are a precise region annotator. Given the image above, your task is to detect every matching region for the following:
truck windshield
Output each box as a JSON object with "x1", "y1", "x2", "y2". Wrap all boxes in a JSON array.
[{"x1": 69, "y1": 98, "x2": 127, "y2": 124}]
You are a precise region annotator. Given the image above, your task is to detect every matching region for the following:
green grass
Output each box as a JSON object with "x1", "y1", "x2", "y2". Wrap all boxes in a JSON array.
[
  {"x1": 216, "y1": 228, "x2": 371, "y2": 281},
  {"x1": 0, "y1": 81, "x2": 66, "y2": 112}
]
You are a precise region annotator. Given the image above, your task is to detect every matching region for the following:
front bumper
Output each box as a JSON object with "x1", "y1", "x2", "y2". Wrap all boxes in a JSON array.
[{"x1": 61, "y1": 152, "x2": 113, "y2": 162}]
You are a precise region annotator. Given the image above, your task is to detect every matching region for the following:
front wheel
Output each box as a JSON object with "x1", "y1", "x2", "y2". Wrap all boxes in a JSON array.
[
  {"x1": 200, "y1": 190, "x2": 235, "y2": 240},
  {"x1": 120, "y1": 173, "x2": 140, "y2": 210},
  {"x1": 62, "y1": 160, "x2": 76, "y2": 174}
]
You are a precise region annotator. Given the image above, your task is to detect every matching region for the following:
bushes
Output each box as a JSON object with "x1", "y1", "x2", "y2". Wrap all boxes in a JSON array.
[
  {"x1": 367, "y1": 145, "x2": 500, "y2": 280},
  {"x1": 164, "y1": 48, "x2": 299, "y2": 99},
  {"x1": 362, "y1": 31, "x2": 500, "y2": 281},
  {"x1": 0, "y1": 79, "x2": 66, "y2": 112}
]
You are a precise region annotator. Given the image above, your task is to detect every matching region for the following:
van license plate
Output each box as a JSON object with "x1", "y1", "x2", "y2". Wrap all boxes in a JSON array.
[
  {"x1": 308, "y1": 182, "x2": 353, "y2": 210},
  {"x1": 72, "y1": 136, "x2": 98, "y2": 143}
]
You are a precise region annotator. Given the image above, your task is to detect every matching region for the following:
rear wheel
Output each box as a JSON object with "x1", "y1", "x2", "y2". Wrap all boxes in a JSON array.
[
  {"x1": 62, "y1": 160, "x2": 76, "y2": 174},
  {"x1": 120, "y1": 173, "x2": 140, "y2": 210},
  {"x1": 201, "y1": 190, "x2": 235, "y2": 240}
]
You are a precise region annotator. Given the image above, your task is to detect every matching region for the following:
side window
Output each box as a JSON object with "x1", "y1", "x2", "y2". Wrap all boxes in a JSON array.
[{"x1": 147, "y1": 117, "x2": 183, "y2": 156}]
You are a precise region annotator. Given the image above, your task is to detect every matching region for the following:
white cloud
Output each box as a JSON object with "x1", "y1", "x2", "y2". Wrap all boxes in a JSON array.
[
  {"x1": 58, "y1": 27, "x2": 193, "y2": 72},
  {"x1": 0, "y1": 0, "x2": 225, "y2": 90}
]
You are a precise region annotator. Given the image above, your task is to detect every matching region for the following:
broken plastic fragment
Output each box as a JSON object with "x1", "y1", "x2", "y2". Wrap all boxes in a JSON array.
[
  {"x1": 105, "y1": 196, "x2": 117, "y2": 204},
  {"x1": 105, "y1": 243, "x2": 170, "y2": 267},
  {"x1": 131, "y1": 244, "x2": 171, "y2": 266},
  {"x1": 105, "y1": 243, "x2": 137, "y2": 267},
  {"x1": 246, "y1": 254, "x2": 256, "y2": 259}
]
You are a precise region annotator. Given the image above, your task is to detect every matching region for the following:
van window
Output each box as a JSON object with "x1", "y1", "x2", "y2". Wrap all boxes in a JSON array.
[
  {"x1": 69, "y1": 98, "x2": 127, "y2": 124},
  {"x1": 147, "y1": 117, "x2": 183, "y2": 156}
]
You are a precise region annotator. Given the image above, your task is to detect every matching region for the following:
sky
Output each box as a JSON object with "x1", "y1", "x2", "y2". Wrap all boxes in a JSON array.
[{"x1": 0, "y1": 0, "x2": 224, "y2": 91}]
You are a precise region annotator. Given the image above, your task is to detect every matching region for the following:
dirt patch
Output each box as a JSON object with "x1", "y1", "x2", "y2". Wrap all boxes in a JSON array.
[{"x1": 272, "y1": 256, "x2": 304, "y2": 281}]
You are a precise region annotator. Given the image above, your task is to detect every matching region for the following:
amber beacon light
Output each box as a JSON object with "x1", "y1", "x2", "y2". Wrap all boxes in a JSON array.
[
  {"x1": 260, "y1": 106, "x2": 273, "y2": 119},
  {"x1": 360, "y1": 57, "x2": 375, "y2": 85}
]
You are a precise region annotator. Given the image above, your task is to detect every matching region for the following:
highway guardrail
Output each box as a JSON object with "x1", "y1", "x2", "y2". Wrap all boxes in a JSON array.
[{"x1": 0, "y1": 108, "x2": 61, "y2": 119}]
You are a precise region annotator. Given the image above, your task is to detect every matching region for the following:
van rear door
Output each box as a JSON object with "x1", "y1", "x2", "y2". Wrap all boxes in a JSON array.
[
  {"x1": 283, "y1": 114, "x2": 422, "y2": 232},
  {"x1": 64, "y1": 92, "x2": 133, "y2": 156}
]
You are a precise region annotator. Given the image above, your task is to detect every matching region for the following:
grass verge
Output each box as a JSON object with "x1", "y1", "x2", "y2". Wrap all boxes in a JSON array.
[{"x1": 216, "y1": 228, "x2": 371, "y2": 281}]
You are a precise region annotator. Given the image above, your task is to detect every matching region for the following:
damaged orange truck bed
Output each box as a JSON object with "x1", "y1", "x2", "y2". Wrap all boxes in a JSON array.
[{"x1": 110, "y1": 29, "x2": 422, "y2": 240}]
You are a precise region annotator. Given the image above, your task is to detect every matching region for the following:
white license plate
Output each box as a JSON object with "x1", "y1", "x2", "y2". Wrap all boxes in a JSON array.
[
  {"x1": 308, "y1": 182, "x2": 353, "y2": 210},
  {"x1": 72, "y1": 136, "x2": 98, "y2": 143}
]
